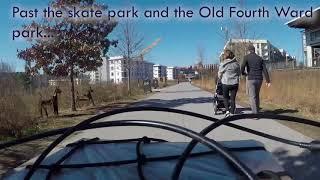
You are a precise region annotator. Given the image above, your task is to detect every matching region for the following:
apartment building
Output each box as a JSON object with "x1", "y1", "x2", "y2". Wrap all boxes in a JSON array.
[
  {"x1": 88, "y1": 56, "x2": 109, "y2": 83},
  {"x1": 89, "y1": 56, "x2": 154, "y2": 84},
  {"x1": 153, "y1": 64, "x2": 167, "y2": 79},
  {"x1": 223, "y1": 39, "x2": 285, "y2": 61},
  {"x1": 287, "y1": 7, "x2": 320, "y2": 67},
  {"x1": 221, "y1": 39, "x2": 296, "y2": 69},
  {"x1": 166, "y1": 66, "x2": 178, "y2": 80}
]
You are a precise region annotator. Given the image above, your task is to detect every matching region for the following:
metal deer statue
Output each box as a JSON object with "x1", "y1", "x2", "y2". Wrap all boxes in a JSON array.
[
  {"x1": 39, "y1": 87, "x2": 62, "y2": 117},
  {"x1": 76, "y1": 86, "x2": 95, "y2": 108}
]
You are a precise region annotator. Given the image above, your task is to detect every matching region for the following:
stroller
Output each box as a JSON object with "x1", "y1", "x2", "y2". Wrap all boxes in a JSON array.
[{"x1": 212, "y1": 79, "x2": 227, "y2": 115}]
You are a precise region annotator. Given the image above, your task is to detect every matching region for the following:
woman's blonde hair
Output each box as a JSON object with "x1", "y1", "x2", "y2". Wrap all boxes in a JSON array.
[{"x1": 223, "y1": 49, "x2": 235, "y2": 60}]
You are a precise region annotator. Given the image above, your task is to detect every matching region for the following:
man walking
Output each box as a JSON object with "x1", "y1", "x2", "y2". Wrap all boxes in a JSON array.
[{"x1": 241, "y1": 44, "x2": 271, "y2": 114}]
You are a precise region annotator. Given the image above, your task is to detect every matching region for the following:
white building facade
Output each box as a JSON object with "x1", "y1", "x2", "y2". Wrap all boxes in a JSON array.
[
  {"x1": 166, "y1": 66, "x2": 178, "y2": 80},
  {"x1": 89, "y1": 56, "x2": 154, "y2": 84},
  {"x1": 224, "y1": 39, "x2": 286, "y2": 61},
  {"x1": 222, "y1": 39, "x2": 296, "y2": 69},
  {"x1": 287, "y1": 7, "x2": 320, "y2": 67},
  {"x1": 88, "y1": 56, "x2": 109, "y2": 84},
  {"x1": 153, "y1": 64, "x2": 167, "y2": 79},
  {"x1": 109, "y1": 56, "x2": 125, "y2": 83}
]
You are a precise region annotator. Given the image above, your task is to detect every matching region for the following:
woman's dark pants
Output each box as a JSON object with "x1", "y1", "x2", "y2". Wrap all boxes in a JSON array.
[{"x1": 222, "y1": 84, "x2": 239, "y2": 114}]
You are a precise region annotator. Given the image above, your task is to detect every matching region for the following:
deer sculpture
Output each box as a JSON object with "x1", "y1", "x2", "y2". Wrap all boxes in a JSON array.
[
  {"x1": 76, "y1": 86, "x2": 95, "y2": 108},
  {"x1": 39, "y1": 87, "x2": 62, "y2": 117}
]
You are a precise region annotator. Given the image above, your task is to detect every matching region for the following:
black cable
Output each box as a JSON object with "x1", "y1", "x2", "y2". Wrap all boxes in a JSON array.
[
  {"x1": 136, "y1": 137, "x2": 149, "y2": 180},
  {"x1": 1, "y1": 107, "x2": 319, "y2": 151},
  {"x1": 24, "y1": 120, "x2": 257, "y2": 180},
  {"x1": 1, "y1": 107, "x2": 220, "y2": 149},
  {"x1": 26, "y1": 146, "x2": 265, "y2": 170},
  {"x1": 70, "y1": 119, "x2": 320, "y2": 151},
  {"x1": 256, "y1": 170, "x2": 281, "y2": 180},
  {"x1": 0, "y1": 107, "x2": 317, "y2": 179},
  {"x1": 45, "y1": 138, "x2": 99, "y2": 180},
  {"x1": 0, "y1": 120, "x2": 309, "y2": 150},
  {"x1": 66, "y1": 137, "x2": 166, "y2": 147},
  {"x1": 0, "y1": 128, "x2": 68, "y2": 150},
  {"x1": 172, "y1": 114, "x2": 320, "y2": 180},
  {"x1": 18, "y1": 106, "x2": 233, "y2": 179}
]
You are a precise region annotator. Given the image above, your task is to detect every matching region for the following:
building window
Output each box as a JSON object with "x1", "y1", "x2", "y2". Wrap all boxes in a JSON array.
[
  {"x1": 311, "y1": 47, "x2": 320, "y2": 67},
  {"x1": 311, "y1": 32, "x2": 316, "y2": 41},
  {"x1": 310, "y1": 30, "x2": 320, "y2": 42}
]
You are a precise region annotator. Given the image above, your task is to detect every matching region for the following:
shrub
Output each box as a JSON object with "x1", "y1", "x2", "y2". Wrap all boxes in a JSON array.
[{"x1": 0, "y1": 62, "x2": 36, "y2": 137}]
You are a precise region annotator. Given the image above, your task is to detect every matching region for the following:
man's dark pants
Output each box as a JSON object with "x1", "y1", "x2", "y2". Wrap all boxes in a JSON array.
[
  {"x1": 222, "y1": 84, "x2": 238, "y2": 114},
  {"x1": 247, "y1": 80, "x2": 263, "y2": 113}
]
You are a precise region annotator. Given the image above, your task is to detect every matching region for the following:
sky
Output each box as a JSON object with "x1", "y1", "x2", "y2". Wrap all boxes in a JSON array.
[{"x1": 0, "y1": 0, "x2": 319, "y2": 72}]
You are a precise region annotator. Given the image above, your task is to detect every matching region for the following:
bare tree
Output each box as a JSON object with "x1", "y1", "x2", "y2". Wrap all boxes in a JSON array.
[
  {"x1": 0, "y1": 61, "x2": 12, "y2": 73},
  {"x1": 117, "y1": 21, "x2": 144, "y2": 94},
  {"x1": 196, "y1": 46, "x2": 206, "y2": 85},
  {"x1": 197, "y1": 46, "x2": 206, "y2": 65},
  {"x1": 221, "y1": 0, "x2": 262, "y2": 64}
]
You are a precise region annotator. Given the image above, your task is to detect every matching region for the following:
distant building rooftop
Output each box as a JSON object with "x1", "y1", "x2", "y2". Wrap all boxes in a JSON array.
[
  {"x1": 286, "y1": 7, "x2": 320, "y2": 29},
  {"x1": 153, "y1": 64, "x2": 166, "y2": 67},
  {"x1": 108, "y1": 56, "x2": 153, "y2": 64},
  {"x1": 229, "y1": 39, "x2": 269, "y2": 44},
  {"x1": 109, "y1": 56, "x2": 124, "y2": 60}
]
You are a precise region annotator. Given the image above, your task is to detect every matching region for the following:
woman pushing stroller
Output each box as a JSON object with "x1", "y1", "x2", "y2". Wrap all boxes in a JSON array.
[{"x1": 218, "y1": 49, "x2": 240, "y2": 117}]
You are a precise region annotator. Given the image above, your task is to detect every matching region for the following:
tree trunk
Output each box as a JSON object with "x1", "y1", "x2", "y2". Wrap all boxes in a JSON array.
[
  {"x1": 127, "y1": 68, "x2": 131, "y2": 95},
  {"x1": 127, "y1": 59, "x2": 131, "y2": 95},
  {"x1": 70, "y1": 68, "x2": 76, "y2": 111},
  {"x1": 201, "y1": 71, "x2": 204, "y2": 86}
]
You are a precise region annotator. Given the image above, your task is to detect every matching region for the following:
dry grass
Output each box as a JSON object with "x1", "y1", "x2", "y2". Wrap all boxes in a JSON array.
[
  {"x1": 0, "y1": 64, "x2": 178, "y2": 139},
  {"x1": 34, "y1": 82, "x2": 143, "y2": 110},
  {"x1": 193, "y1": 70, "x2": 320, "y2": 119},
  {"x1": 237, "y1": 70, "x2": 320, "y2": 119},
  {"x1": 0, "y1": 71, "x2": 174, "y2": 140},
  {"x1": 194, "y1": 77, "x2": 216, "y2": 92},
  {"x1": 0, "y1": 74, "x2": 146, "y2": 140},
  {"x1": 0, "y1": 64, "x2": 35, "y2": 138}
]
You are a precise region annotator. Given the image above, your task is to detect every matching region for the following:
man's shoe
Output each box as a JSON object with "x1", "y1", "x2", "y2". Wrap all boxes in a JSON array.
[{"x1": 225, "y1": 111, "x2": 231, "y2": 118}]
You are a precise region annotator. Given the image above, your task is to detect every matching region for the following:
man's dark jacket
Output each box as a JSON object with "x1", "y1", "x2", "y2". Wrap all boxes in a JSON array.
[{"x1": 241, "y1": 52, "x2": 270, "y2": 83}]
